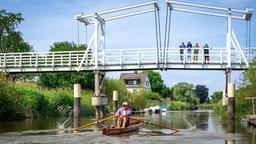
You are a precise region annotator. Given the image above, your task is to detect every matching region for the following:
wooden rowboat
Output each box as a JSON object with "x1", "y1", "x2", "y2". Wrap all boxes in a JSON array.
[{"x1": 102, "y1": 121, "x2": 141, "y2": 135}]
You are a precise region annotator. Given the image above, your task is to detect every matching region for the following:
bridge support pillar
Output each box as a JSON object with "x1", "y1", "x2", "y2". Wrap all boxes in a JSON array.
[
  {"x1": 73, "y1": 84, "x2": 81, "y2": 131},
  {"x1": 225, "y1": 69, "x2": 231, "y2": 96},
  {"x1": 92, "y1": 71, "x2": 108, "y2": 119}
]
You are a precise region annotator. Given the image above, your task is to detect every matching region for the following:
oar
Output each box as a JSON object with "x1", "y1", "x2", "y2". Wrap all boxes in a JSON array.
[
  {"x1": 129, "y1": 117, "x2": 179, "y2": 134},
  {"x1": 72, "y1": 115, "x2": 116, "y2": 132}
]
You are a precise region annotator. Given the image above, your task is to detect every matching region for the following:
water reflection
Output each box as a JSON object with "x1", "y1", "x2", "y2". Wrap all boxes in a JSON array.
[
  {"x1": 0, "y1": 110, "x2": 255, "y2": 144},
  {"x1": 140, "y1": 110, "x2": 210, "y2": 131},
  {"x1": 227, "y1": 118, "x2": 235, "y2": 133}
]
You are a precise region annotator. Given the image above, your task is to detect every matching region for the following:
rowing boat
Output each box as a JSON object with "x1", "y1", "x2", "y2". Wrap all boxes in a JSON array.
[{"x1": 102, "y1": 121, "x2": 141, "y2": 135}]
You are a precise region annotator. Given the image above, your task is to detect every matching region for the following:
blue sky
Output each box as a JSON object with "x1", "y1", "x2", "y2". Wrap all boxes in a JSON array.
[{"x1": 1, "y1": 0, "x2": 255, "y2": 95}]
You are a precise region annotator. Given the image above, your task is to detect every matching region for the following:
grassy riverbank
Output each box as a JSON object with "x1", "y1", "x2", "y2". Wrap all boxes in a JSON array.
[{"x1": 0, "y1": 80, "x2": 95, "y2": 120}]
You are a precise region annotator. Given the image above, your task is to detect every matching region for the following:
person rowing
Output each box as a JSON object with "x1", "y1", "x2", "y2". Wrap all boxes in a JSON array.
[{"x1": 115, "y1": 102, "x2": 132, "y2": 128}]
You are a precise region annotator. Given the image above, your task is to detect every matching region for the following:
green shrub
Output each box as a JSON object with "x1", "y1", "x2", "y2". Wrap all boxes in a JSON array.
[
  {"x1": 167, "y1": 101, "x2": 192, "y2": 110},
  {"x1": 14, "y1": 83, "x2": 95, "y2": 119},
  {"x1": 45, "y1": 89, "x2": 73, "y2": 117},
  {"x1": 0, "y1": 74, "x2": 24, "y2": 120},
  {"x1": 80, "y1": 90, "x2": 95, "y2": 115},
  {"x1": 130, "y1": 91, "x2": 147, "y2": 111},
  {"x1": 198, "y1": 103, "x2": 214, "y2": 110},
  {"x1": 15, "y1": 83, "x2": 51, "y2": 117}
]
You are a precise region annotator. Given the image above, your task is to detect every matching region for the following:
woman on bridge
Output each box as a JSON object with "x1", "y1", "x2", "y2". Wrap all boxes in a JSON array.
[
  {"x1": 179, "y1": 42, "x2": 186, "y2": 62},
  {"x1": 193, "y1": 43, "x2": 200, "y2": 62},
  {"x1": 203, "y1": 44, "x2": 210, "y2": 63},
  {"x1": 186, "y1": 42, "x2": 192, "y2": 62}
]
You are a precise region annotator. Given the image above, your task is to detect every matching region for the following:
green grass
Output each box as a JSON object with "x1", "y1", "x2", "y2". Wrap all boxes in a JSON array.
[{"x1": 0, "y1": 82, "x2": 95, "y2": 120}]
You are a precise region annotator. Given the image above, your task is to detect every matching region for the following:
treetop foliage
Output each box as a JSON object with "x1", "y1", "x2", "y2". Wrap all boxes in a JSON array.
[{"x1": 0, "y1": 9, "x2": 33, "y2": 53}]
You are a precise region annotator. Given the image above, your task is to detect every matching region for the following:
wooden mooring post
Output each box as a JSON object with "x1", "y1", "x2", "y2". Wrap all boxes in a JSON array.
[
  {"x1": 227, "y1": 83, "x2": 235, "y2": 119},
  {"x1": 113, "y1": 91, "x2": 118, "y2": 126},
  {"x1": 73, "y1": 84, "x2": 81, "y2": 131},
  {"x1": 227, "y1": 83, "x2": 235, "y2": 133}
]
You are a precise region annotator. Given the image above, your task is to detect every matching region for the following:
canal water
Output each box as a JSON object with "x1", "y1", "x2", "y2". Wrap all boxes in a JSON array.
[{"x1": 0, "y1": 110, "x2": 255, "y2": 144}]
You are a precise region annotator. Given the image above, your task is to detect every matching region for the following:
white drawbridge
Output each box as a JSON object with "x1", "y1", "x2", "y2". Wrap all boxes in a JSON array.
[{"x1": 0, "y1": 0, "x2": 254, "y2": 73}]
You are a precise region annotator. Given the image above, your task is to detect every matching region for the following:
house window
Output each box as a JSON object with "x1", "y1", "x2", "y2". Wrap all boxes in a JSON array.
[
  {"x1": 146, "y1": 81, "x2": 150, "y2": 87},
  {"x1": 124, "y1": 79, "x2": 140, "y2": 85}
]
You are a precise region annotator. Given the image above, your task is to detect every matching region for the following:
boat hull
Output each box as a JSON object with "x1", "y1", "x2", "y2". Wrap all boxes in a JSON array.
[{"x1": 102, "y1": 121, "x2": 140, "y2": 135}]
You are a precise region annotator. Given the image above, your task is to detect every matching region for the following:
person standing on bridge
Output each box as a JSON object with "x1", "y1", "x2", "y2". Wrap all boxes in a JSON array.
[
  {"x1": 179, "y1": 42, "x2": 186, "y2": 62},
  {"x1": 203, "y1": 44, "x2": 210, "y2": 63},
  {"x1": 186, "y1": 42, "x2": 192, "y2": 62},
  {"x1": 115, "y1": 102, "x2": 132, "y2": 128},
  {"x1": 193, "y1": 43, "x2": 200, "y2": 62}
]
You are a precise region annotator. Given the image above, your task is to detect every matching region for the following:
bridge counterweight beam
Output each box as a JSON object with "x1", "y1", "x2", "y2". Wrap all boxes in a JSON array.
[{"x1": 226, "y1": 9, "x2": 232, "y2": 68}]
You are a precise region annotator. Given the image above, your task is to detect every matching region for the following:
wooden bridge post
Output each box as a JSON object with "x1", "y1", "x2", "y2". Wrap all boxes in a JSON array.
[
  {"x1": 222, "y1": 90, "x2": 228, "y2": 106},
  {"x1": 73, "y1": 84, "x2": 81, "y2": 130},
  {"x1": 113, "y1": 91, "x2": 118, "y2": 112},
  {"x1": 227, "y1": 83, "x2": 235, "y2": 119},
  {"x1": 113, "y1": 91, "x2": 118, "y2": 126}
]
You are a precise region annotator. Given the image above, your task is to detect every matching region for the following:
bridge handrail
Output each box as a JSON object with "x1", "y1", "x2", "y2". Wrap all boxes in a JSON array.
[{"x1": 0, "y1": 47, "x2": 255, "y2": 71}]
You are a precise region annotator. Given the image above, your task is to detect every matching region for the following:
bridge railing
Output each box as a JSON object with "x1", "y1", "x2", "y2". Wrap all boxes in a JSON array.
[
  {"x1": 97, "y1": 47, "x2": 253, "y2": 66},
  {"x1": 0, "y1": 51, "x2": 93, "y2": 69},
  {"x1": 0, "y1": 47, "x2": 255, "y2": 71},
  {"x1": 98, "y1": 48, "x2": 159, "y2": 66},
  {"x1": 165, "y1": 47, "x2": 252, "y2": 65}
]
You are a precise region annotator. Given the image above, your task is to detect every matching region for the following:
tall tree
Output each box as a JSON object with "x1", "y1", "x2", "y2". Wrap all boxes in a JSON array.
[
  {"x1": 147, "y1": 71, "x2": 164, "y2": 93},
  {"x1": 145, "y1": 70, "x2": 170, "y2": 97},
  {"x1": 172, "y1": 82, "x2": 199, "y2": 107},
  {"x1": 0, "y1": 9, "x2": 32, "y2": 52},
  {"x1": 39, "y1": 41, "x2": 94, "y2": 90},
  {"x1": 195, "y1": 85, "x2": 209, "y2": 103}
]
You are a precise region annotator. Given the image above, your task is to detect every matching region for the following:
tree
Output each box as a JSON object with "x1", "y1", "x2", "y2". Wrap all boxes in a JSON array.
[
  {"x1": 145, "y1": 70, "x2": 170, "y2": 97},
  {"x1": 49, "y1": 41, "x2": 85, "y2": 52},
  {"x1": 105, "y1": 79, "x2": 127, "y2": 107},
  {"x1": 39, "y1": 41, "x2": 94, "y2": 90},
  {"x1": 210, "y1": 91, "x2": 222, "y2": 103},
  {"x1": 195, "y1": 85, "x2": 209, "y2": 103},
  {"x1": 162, "y1": 87, "x2": 172, "y2": 98},
  {"x1": 172, "y1": 82, "x2": 199, "y2": 107},
  {"x1": 130, "y1": 91, "x2": 147, "y2": 111},
  {"x1": 147, "y1": 71, "x2": 164, "y2": 93},
  {"x1": 0, "y1": 9, "x2": 33, "y2": 52},
  {"x1": 235, "y1": 59, "x2": 256, "y2": 116}
]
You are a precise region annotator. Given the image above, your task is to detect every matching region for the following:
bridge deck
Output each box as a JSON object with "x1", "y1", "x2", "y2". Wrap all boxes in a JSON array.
[{"x1": 0, "y1": 48, "x2": 253, "y2": 73}]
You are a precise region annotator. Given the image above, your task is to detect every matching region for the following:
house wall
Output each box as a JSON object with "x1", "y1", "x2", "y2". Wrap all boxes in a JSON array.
[
  {"x1": 121, "y1": 73, "x2": 152, "y2": 93},
  {"x1": 143, "y1": 75, "x2": 151, "y2": 92}
]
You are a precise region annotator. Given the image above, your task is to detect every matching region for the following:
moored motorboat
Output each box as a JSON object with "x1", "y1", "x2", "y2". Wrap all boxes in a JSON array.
[{"x1": 102, "y1": 121, "x2": 141, "y2": 135}]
